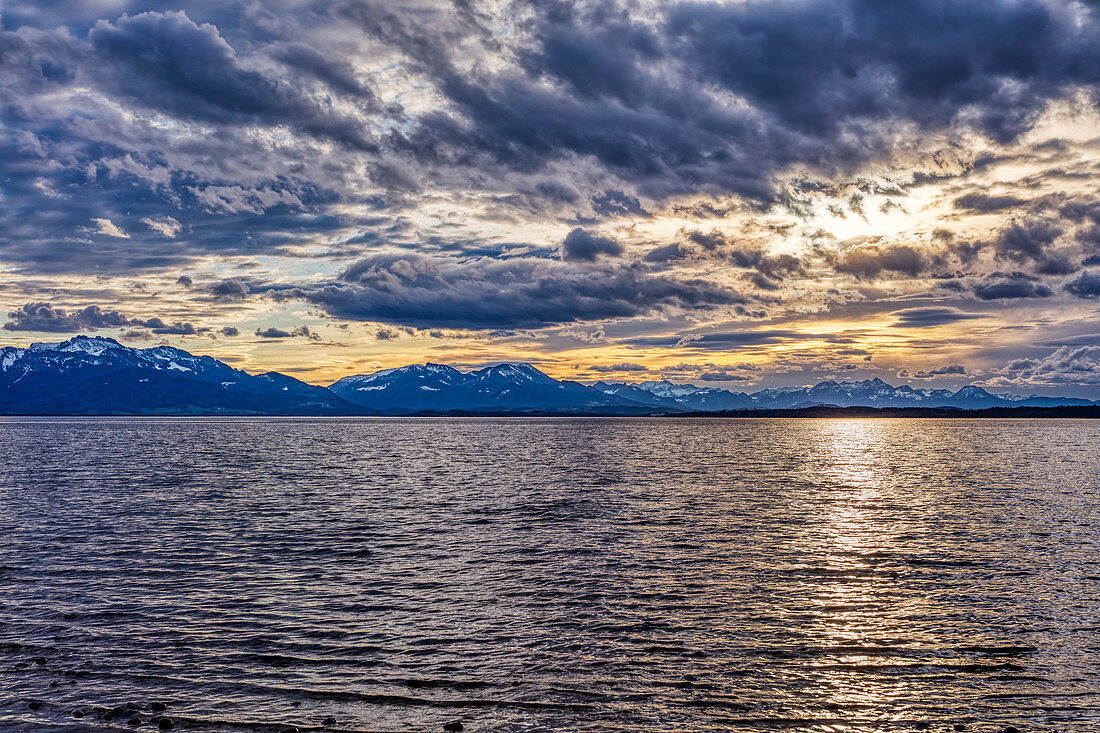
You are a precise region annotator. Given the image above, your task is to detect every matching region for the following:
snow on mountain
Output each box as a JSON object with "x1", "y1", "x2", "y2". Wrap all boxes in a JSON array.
[
  {"x1": 597, "y1": 375, "x2": 1096, "y2": 410},
  {"x1": 2, "y1": 338, "x2": 1095, "y2": 415},
  {"x1": 331, "y1": 362, "x2": 657, "y2": 414},
  {"x1": 0, "y1": 336, "x2": 355, "y2": 415}
]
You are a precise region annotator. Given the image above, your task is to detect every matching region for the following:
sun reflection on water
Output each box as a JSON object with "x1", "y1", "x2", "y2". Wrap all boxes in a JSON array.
[{"x1": 795, "y1": 420, "x2": 917, "y2": 728}]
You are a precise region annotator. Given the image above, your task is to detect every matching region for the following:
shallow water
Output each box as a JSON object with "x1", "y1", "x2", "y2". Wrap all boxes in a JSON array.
[{"x1": 0, "y1": 417, "x2": 1098, "y2": 732}]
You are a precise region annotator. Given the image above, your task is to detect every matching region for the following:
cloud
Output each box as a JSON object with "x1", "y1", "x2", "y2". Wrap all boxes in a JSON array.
[
  {"x1": 3, "y1": 302, "x2": 131, "y2": 332},
  {"x1": 2, "y1": 302, "x2": 210, "y2": 336},
  {"x1": 364, "y1": 0, "x2": 1100, "y2": 204},
  {"x1": 835, "y1": 245, "x2": 927, "y2": 278},
  {"x1": 141, "y1": 216, "x2": 181, "y2": 237},
  {"x1": 219, "y1": 326, "x2": 239, "y2": 337},
  {"x1": 1064, "y1": 270, "x2": 1100, "y2": 298},
  {"x1": 254, "y1": 325, "x2": 320, "y2": 340},
  {"x1": 912, "y1": 364, "x2": 967, "y2": 379},
  {"x1": 92, "y1": 218, "x2": 130, "y2": 239},
  {"x1": 645, "y1": 242, "x2": 693, "y2": 263},
  {"x1": 993, "y1": 221, "x2": 1062, "y2": 263},
  {"x1": 953, "y1": 192, "x2": 1028, "y2": 213},
  {"x1": 88, "y1": 11, "x2": 376, "y2": 151},
  {"x1": 278, "y1": 253, "x2": 743, "y2": 330},
  {"x1": 560, "y1": 228, "x2": 622, "y2": 262},
  {"x1": 698, "y1": 371, "x2": 753, "y2": 382},
  {"x1": 209, "y1": 279, "x2": 252, "y2": 300},
  {"x1": 972, "y1": 277, "x2": 1054, "y2": 300},
  {"x1": 890, "y1": 307, "x2": 986, "y2": 328},
  {"x1": 133, "y1": 318, "x2": 203, "y2": 335},
  {"x1": 591, "y1": 190, "x2": 648, "y2": 218},
  {"x1": 627, "y1": 330, "x2": 800, "y2": 349},
  {"x1": 588, "y1": 362, "x2": 648, "y2": 373},
  {"x1": 996, "y1": 345, "x2": 1100, "y2": 385}
]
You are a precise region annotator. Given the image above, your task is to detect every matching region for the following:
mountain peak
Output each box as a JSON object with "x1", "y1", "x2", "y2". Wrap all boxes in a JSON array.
[
  {"x1": 478, "y1": 362, "x2": 555, "y2": 383},
  {"x1": 31, "y1": 335, "x2": 124, "y2": 355}
]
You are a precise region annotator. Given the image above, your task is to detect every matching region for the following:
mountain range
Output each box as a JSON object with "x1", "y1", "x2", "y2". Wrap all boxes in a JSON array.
[{"x1": 1, "y1": 336, "x2": 1095, "y2": 415}]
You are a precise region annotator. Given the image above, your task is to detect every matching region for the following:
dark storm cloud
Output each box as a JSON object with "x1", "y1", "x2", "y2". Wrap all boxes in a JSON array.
[
  {"x1": 3, "y1": 302, "x2": 209, "y2": 335},
  {"x1": 890, "y1": 307, "x2": 986, "y2": 328},
  {"x1": 560, "y1": 228, "x2": 622, "y2": 262},
  {"x1": 591, "y1": 191, "x2": 648, "y2": 218},
  {"x1": 337, "y1": 0, "x2": 1100, "y2": 206},
  {"x1": 972, "y1": 276, "x2": 1055, "y2": 300},
  {"x1": 993, "y1": 221, "x2": 1062, "y2": 262},
  {"x1": 87, "y1": 11, "x2": 377, "y2": 151},
  {"x1": 274, "y1": 253, "x2": 743, "y2": 330},
  {"x1": 208, "y1": 279, "x2": 253, "y2": 301},
  {"x1": 254, "y1": 325, "x2": 320, "y2": 340},
  {"x1": 135, "y1": 319, "x2": 204, "y2": 335},
  {"x1": 383, "y1": 0, "x2": 1100, "y2": 202},
  {"x1": 1064, "y1": 270, "x2": 1100, "y2": 298},
  {"x1": 6, "y1": 0, "x2": 1100, "y2": 359},
  {"x1": 952, "y1": 192, "x2": 1028, "y2": 213},
  {"x1": 270, "y1": 41, "x2": 376, "y2": 99},
  {"x1": 644, "y1": 242, "x2": 693, "y2": 263},
  {"x1": 3, "y1": 302, "x2": 132, "y2": 332}
]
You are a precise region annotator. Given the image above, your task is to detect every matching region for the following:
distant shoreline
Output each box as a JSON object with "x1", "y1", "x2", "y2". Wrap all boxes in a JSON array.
[{"x1": 1, "y1": 405, "x2": 1098, "y2": 418}]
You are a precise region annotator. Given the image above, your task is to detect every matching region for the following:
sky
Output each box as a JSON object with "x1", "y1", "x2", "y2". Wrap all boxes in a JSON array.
[{"x1": 2, "y1": 0, "x2": 1100, "y2": 396}]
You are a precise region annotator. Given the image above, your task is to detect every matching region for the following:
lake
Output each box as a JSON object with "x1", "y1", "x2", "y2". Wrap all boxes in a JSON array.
[{"x1": 1, "y1": 417, "x2": 1098, "y2": 732}]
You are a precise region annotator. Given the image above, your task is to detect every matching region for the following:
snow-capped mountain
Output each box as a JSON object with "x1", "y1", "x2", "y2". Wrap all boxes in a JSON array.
[
  {"x1": 0, "y1": 336, "x2": 355, "y2": 415},
  {"x1": 594, "y1": 380, "x2": 756, "y2": 411},
  {"x1": 329, "y1": 363, "x2": 467, "y2": 412},
  {"x1": 331, "y1": 362, "x2": 657, "y2": 414},
  {"x1": 594, "y1": 376, "x2": 1097, "y2": 410},
  {"x1": 1, "y1": 338, "x2": 1095, "y2": 415}
]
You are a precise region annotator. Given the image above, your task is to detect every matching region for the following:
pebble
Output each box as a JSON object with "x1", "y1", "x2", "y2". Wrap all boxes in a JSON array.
[
  {"x1": 1002, "y1": 728, "x2": 1021, "y2": 733},
  {"x1": 151, "y1": 702, "x2": 168, "y2": 712},
  {"x1": 72, "y1": 710, "x2": 84, "y2": 718},
  {"x1": 158, "y1": 717, "x2": 174, "y2": 730},
  {"x1": 28, "y1": 701, "x2": 43, "y2": 710},
  {"x1": 128, "y1": 718, "x2": 142, "y2": 727},
  {"x1": 322, "y1": 718, "x2": 336, "y2": 726},
  {"x1": 443, "y1": 722, "x2": 464, "y2": 732},
  {"x1": 34, "y1": 656, "x2": 47, "y2": 665}
]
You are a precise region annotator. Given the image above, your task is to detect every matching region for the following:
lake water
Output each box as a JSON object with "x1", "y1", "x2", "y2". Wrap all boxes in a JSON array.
[{"x1": 1, "y1": 417, "x2": 1098, "y2": 732}]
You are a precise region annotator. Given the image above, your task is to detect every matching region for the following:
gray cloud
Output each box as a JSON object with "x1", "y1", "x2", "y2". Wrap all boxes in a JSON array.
[
  {"x1": 1064, "y1": 270, "x2": 1100, "y2": 298},
  {"x1": 972, "y1": 276, "x2": 1054, "y2": 300},
  {"x1": 890, "y1": 307, "x2": 986, "y2": 328},
  {"x1": 277, "y1": 253, "x2": 744, "y2": 330},
  {"x1": 912, "y1": 364, "x2": 967, "y2": 379},
  {"x1": 997, "y1": 346, "x2": 1100, "y2": 385},
  {"x1": 560, "y1": 228, "x2": 622, "y2": 262},
  {"x1": 3, "y1": 302, "x2": 131, "y2": 332},
  {"x1": 3, "y1": 301, "x2": 210, "y2": 336},
  {"x1": 835, "y1": 245, "x2": 927, "y2": 278},
  {"x1": 254, "y1": 325, "x2": 320, "y2": 340},
  {"x1": 588, "y1": 362, "x2": 648, "y2": 372}
]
